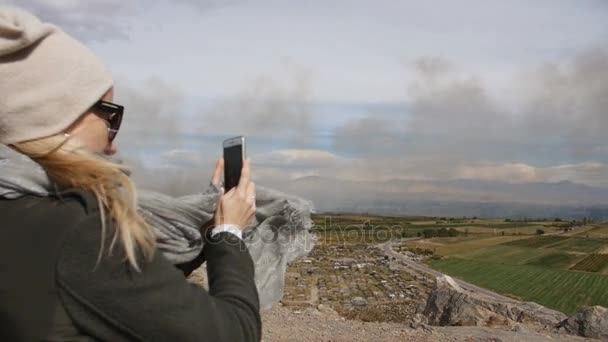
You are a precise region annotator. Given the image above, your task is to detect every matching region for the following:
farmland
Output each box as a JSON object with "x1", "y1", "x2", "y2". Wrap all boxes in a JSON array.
[
  {"x1": 455, "y1": 244, "x2": 584, "y2": 268},
  {"x1": 403, "y1": 222, "x2": 608, "y2": 314},
  {"x1": 429, "y1": 258, "x2": 608, "y2": 315},
  {"x1": 570, "y1": 254, "x2": 608, "y2": 273},
  {"x1": 305, "y1": 213, "x2": 608, "y2": 316},
  {"x1": 503, "y1": 235, "x2": 606, "y2": 253}
]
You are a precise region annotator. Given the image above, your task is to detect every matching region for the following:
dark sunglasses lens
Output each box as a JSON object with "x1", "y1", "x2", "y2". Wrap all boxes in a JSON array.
[
  {"x1": 110, "y1": 110, "x2": 122, "y2": 131},
  {"x1": 109, "y1": 112, "x2": 122, "y2": 142},
  {"x1": 95, "y1": 101, "x2": 124, "y2": 142}
]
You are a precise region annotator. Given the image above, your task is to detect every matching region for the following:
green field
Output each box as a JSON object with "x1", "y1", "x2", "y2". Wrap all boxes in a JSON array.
[
  {"x1": 503, "y1": 235, "x2": 606, "y2": 253},
  {"x1": 430, "y1": 258, "x2": 608, "y2": 315},
  {"x1": 502, "y1": 235, "x2": 570, "y2": 248},
  {"x1": 526, "y1": 253, "x2": 581, "y2": 269},
  {"x1": 423, "y1": 231, "x2": 608, "y2": 314},
  {"x1": 404, "y1": 236, "x2": 527, "y2": 256},
  {"x1": 455, "y1": 244, "x2": 584, "y2": 269}
]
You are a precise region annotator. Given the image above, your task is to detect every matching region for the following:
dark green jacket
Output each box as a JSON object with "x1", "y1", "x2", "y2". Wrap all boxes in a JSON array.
[{"x1": 0, "y1": 189, "x2": 261, "y2": 341}]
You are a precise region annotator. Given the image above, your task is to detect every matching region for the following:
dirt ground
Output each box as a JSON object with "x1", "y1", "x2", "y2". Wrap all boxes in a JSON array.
[{"x1": 261, "y1": 304, "x2": 593, "y2": 342}]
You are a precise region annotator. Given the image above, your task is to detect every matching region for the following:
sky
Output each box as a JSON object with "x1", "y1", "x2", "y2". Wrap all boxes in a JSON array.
[{"x1": 5, "y1": 0, "x2": 608, "y2": 192}]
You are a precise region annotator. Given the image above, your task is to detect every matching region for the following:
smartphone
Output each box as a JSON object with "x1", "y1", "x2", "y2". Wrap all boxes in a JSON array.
[{"x1": 223, "y1": 136, "x2": 246, "y2": 192}]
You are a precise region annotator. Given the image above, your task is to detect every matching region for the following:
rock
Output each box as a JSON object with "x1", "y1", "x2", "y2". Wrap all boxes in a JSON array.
[
  {"x1": 337, "y1": 257, "x2": 357, "y2": 266},
  {"x1": 558, "y1": 305, "x2": 608, "y2": 339},
  {"x1": 317, "y1": 304, "x2": 339, "y2": 316},
  {"x1": 351, "y1": 297, "x2": 368, "y2": 306},
  {"x1": 420, "y1": 323, "x2": 434, "y2": 334},
  {"x1": 511, "y1": 323, "x2": 527, "y2": 334},
  {"x1": 423, "y1": 275, "x2": 567, "y2": 328}
]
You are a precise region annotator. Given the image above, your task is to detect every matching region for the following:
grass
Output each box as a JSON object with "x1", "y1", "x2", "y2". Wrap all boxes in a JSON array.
[
  {"x1": 455, "y1": 245, "x2": 583, "y2": 268},
  {"x1": 569, "y1": 225, "x2": 608, "y2": 239},
  {"x1": 430, "y1": 257, "x2": 608, "y2": 315},
  {"x1": 502, "y1": 235, "x2": 570, "y2": 248},
  {"x1": 549, "y1": 238, "x2": 607, "y2": 253},
  {"x1": 404, "y1": 235, "x2": 527, "y2": 256},
  {"x1": 501, "y1": 235, "x2": 606, "y2": 253},
  {"x1": 424, "y1": 233, "x2": 608, "y2": 314},
  {"x1": 526, "y1": 253, "x2": 582, "y2": 269},
  {"x1": 454, "y1": 225, "x2": 561, "y2": 235}
]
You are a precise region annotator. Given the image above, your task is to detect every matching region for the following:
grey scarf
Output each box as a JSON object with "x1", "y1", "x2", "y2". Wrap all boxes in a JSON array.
[{"x1": 0, "y1": 144, "x2": 315, "y2": 310}]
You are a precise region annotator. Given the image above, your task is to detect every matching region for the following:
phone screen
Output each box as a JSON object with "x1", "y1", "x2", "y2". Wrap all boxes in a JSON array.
[{"x1": 224, "y1": 144, "x2": 243, "y2": 192}]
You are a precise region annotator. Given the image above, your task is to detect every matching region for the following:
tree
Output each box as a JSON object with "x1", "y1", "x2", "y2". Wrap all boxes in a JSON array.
[
  {"x1": 536, "y1": 229, "x2": 545, "y2": 235},
  {"x1": 422, "y1": 229, "x2": 435, "y2": 238},
  {"x1": 448, "y1": 228, "x2": 459, "y2": 237}
]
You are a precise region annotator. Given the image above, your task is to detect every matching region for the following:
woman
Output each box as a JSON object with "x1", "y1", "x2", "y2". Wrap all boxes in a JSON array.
[{"x1": 0, "y1": 7, "x2": 261, "y2": 341}]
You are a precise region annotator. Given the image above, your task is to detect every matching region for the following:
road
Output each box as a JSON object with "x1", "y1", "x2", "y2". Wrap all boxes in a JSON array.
[{"x1": 378, "y1": 239, "x2": 520, "y2": 303}]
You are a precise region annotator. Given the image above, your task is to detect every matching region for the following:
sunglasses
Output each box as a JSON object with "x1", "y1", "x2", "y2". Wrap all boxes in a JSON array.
[{"x1": 92, "y1": 100, "x2": 124, "y2": 143}]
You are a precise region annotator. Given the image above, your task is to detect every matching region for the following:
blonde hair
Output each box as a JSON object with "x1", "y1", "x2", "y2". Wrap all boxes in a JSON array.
[{"x1": 12, "y1": 134, "x2": 156, "y2": 271}]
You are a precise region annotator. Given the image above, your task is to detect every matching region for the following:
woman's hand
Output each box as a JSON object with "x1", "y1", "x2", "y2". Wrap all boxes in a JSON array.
[{"x1": 213, "y1": 158, "x2": 256, "y2": 231}]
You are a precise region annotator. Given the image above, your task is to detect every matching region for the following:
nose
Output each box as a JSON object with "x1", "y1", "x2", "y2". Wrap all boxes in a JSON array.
[{"x1": 104, "y1": 143, "x2": 118, "y2": 156}]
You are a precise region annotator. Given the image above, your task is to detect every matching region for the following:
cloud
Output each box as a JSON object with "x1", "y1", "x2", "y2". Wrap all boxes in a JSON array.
[
  {"x1": 250, "y1": 149, "x2": 342, "y2": 183},
  {"x1": 406, "y1": 56, "x2": 514, "y2": 140},
  {"x1": 109, "y1": 45, "x2": 608, "y2": 201},
  {"x1": 253, "y1": 150, "x2": 608, "y2": 189},
  {"x1": 109, "y1": 77, "x2": 204, "y2": 196},
  {"x1": 253, "y1": 149, "x2": 338, "y2": 168},
  {"x1": 171, "y1": 0, "x2": 242, "y2": 12},
  {"x1": 6, "y1": 0, "x2": 245, "y2": 42},
  {"x1": 539, "y1": 162, "x2": 608, "y2": 187},
  {"x1": 332, "y1": 116, "x2": 405, "y2": 157},
  {"x1": 456, "y1": 163, "x2": 540, "y2": 183},
  {"x1": 519, "y1": 46, "x2": 608, "y2": 158},
  {"x1": 158, "y1": 149, "x2": 205, "y2": 168},
  {"x1": 108, "y1": 68, "x2": 321, "y2": 195},
  {"x1": 331, "y1": 46, "x2": 608, "y2": 165},
  {"x1": 196, "y1": 64, "x2": 316, "y2": 146},
  {"x1": 456, "y1": 162, "x2": 608, "y2": 188},
  {"x1": 4, "y1": 0, "x2": 141, "y2": 42},
  {"x1": 113, "y1": 77, "x2": 185, "y2": 146},
  {"x1": 324, "y1": 47, "x2": 608, "y2": 189}
]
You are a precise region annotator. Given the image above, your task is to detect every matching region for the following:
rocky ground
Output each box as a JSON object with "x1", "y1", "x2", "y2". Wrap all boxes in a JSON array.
[
  {"x1": 190, "y1": 268, "x2": 599, "y2": 341},
  {"x1": 261, "y1": 304, "x2": 592, "y2": 342}
]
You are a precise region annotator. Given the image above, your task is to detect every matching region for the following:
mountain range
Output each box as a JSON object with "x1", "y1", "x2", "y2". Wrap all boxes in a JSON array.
[{"x1": 273, "y1": 176, "x2": 608, "y2": 220}]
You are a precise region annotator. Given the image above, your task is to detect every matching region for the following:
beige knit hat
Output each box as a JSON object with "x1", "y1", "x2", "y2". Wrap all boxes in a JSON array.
[{"x1": 0, "y1": 6, "x2": 113, "y2": 144}]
